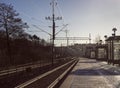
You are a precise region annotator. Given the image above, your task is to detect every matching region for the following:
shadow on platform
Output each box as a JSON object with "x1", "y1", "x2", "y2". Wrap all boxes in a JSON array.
[
  {"x1": 70, "y1": 68, "x2": 119, "y2": 76},
  {"x1": 78, "y1": 61, "x2": 97, "y2": 63}
]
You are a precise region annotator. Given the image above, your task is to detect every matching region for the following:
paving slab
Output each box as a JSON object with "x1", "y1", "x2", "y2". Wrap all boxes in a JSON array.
[{"x1": 60, "y1": 58, "x2": 117, "y2": 88}]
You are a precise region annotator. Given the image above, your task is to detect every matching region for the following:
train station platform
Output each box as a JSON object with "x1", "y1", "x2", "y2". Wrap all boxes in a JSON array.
[{"x1": 59, "y1": 57, "x2": 120, "y2": 88}]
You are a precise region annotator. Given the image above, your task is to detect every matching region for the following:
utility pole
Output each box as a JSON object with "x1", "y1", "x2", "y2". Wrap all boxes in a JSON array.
[
  {"x1": 46, "y1": 0, "x2": 62, "y2": 66},
  {"x1": 64, "y1": 29, "x2": 69, "y2": 46},
  {"x1": 89, "y1": 33, "x2": 91, "y2": 44},
  {"x1": 52, "y1": 0, "x2": 55, "y2": 66}
]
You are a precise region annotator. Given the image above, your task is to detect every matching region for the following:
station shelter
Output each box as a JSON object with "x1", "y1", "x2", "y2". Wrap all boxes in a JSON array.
[{"x1": 106, "y1": 36, "x2": 120, "y2": 65}]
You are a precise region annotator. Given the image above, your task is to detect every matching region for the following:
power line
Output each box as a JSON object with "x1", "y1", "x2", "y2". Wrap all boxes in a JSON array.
[
  {"x1": 56, "y1": 0, "x2": 67, "y2": 24},
  {"x1": 55, "y1": 24, "x2": 68, "y2": 35},
  {"x1": 19, "y1": 11, "x2": 48, "y2": 27},
  {"x1": 32, "y1": 25, "x2": 52, "y2": 36}
]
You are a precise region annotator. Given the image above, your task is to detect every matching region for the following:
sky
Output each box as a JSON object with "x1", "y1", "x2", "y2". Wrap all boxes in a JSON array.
[{"x1": 1, "y1": 0, "x2": 120, "y2": 46}]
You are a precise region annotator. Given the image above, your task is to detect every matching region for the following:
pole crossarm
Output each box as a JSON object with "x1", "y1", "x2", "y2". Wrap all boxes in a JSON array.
[
  {"x1": 55, "y1": 37, "x2": 90, "y2": 40},
  {"x1": 55, "y1": 24, "x2": 68, "y2": 35}
]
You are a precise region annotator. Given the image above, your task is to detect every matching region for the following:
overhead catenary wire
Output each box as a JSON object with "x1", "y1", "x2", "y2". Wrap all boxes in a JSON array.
[
  {"x1": 56, "y1": 0, "x2": 66, "y2": 24},
  {"x1": 32, "y1": 25, "x2": 52, "y2": 36},
  {"x1": 55, "y1": 24, "x2": 68, "y2": 35},
  {"x1": 19, "y1": 11, "x2": 48, "y2": 28},
  {"x1": 55, "y1": 0, "x2": 70, "y2": 38},
  {"x1": 17, "y1": 11, "x2": 51, "y2": 35},
  {"x1": 19, "y1": 0, "x2": 69, "y2": 42},
  {"x1": 25, "y1": 25, "x2": 41, "y2": 32},
  {"x1": 29, "y1": 0, "x2": 54, "y2": 27},
  {"x1": 19, "y1": 0, "x2": 65, "y2": 36}
]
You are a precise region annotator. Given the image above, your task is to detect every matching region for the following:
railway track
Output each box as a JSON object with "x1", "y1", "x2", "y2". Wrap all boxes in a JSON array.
[
  {"x1": 0, "y1": 57, "x2": 77, "y2": 88},
  {"x1": 15, "y1": 58, "x2": 78, "y2": 88},
  {"x1": 0, "y1": 57, "x2": 72, "y2": 77}
]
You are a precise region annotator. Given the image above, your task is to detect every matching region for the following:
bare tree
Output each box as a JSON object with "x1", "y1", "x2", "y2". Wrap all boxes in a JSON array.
[
  {"x1": 32, "y1": 35, "x2": 40, "y2": 45},
  {"x1": 0, "y1": 3, "x2": 28, "y2": 65},
  {"x1": 0, "y1": 3, "x2": 28, "y2": 38}
]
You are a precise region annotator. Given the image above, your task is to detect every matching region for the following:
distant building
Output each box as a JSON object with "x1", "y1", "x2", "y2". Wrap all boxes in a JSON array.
[
  {"x1": 90, "y1": 50, "x2": 96, "y2": 59},
  {"x1": 72, "y1": 43, "x2": 96, "y2": 58},
  {"x1": 106, "y1": 36, "x2": 120, "y2": 65},
  {"x1": 95, "y1": 44, "x2": 107, "y2": 61},
  {"x1": 85, "y1": 44, "x2": 96, "y2": 58}
]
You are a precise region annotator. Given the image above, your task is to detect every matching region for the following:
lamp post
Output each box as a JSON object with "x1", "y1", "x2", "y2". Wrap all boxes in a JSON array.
[
  {"x1": 111, "y1": 28, "x2": 117, "y2": 65},
  {"x1": 112, "y1": 28, "x2": 117, "y2": 36},
  {"x1": 104, "y1": 35, "x2": 108, "y2": 63},
  {"x1": 99, "y1": 40, "x2": 102, "y2": 45},
  {"x1": 111, "y1": 33, "x2": 114, "y2": 65},
  {"x1": 104, "y1": 35, "x2": 107, "y2": 44}
]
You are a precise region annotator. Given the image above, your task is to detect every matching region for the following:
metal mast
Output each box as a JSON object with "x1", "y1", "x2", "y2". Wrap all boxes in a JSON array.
[
  {"x1": 52, "y1": 0, "x2": 55, "y2": 66},
  {"x1": 89, "y1": 33, "x2": 91, "y2": 44},
  {"x1": 46, "y1": 0, "x2": 62, "y2": 65}
]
